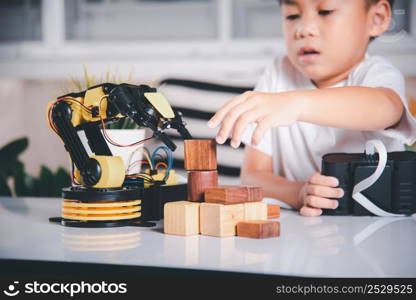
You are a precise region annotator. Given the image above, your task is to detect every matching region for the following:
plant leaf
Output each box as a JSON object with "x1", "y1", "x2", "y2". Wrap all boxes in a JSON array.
[
  {"x1": 0, "y1": 137, "x2": 28, "y2": 162},
  {"x1": 70, "y1": 76, "x2": 82, "y2": 92},
  {"x1": 0, "y1": 177, "x2": 12, "y2": 196},
  {"x1": 53, "y1": 167, "x2": 71, "y2": 197},
  {"x1": 0, "y1": 138, "x2": 29, "y2": 179},
  {"x1": 37, "y1": 166, "x2": 55, "y2": 197},
  {"x1": 127, "y1": 67, "x2": 135, "y2": 84},
  {"x1": 13, "y1": 161, "x2": 30, "y2": 196}
]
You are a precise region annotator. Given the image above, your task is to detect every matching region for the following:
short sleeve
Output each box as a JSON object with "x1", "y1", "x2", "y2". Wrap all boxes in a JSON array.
[
  {"x1": 240, "y1": 61, "x2": 275, "y2": 156},
  {"x1": 356, "y1": 57, "x2": 416, "y2": 146}
]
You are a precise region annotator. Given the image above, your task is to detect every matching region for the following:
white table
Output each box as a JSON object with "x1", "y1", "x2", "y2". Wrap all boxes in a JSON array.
[{"x1": 1, "y1": 196, "x2": 415, "y2": 278}]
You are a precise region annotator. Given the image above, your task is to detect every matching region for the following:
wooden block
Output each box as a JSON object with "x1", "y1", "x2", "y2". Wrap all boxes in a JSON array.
[
  {"x1": 184, "y1": 139, "x2": 217, "y2": 171},
  {"x1": 244, "y1": 202, "x2": 267, "y2": 221},
  {"x1": 187, "y1": 170, "x2": 218, "y2": 202},
  {"x1": 204, "y1": 186, "x2": 263, "y2": 204},
  {"x1": 200, "y1": 203, "x2": 245, "y2": 237},
  {"x1": 267, "y1": 204, "x2": 281, "y2": 219},
  {"x1": 236, "y1": 221, "x2": 280, "y2": 239},
  {"x1": 164, "y1": 201, "x2": 200, "y2": 236}
]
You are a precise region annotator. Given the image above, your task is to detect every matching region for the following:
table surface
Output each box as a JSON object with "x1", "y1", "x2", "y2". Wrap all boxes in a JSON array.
[{"x1": 1, "y1": 196, "x2": 415, "y2": 278}]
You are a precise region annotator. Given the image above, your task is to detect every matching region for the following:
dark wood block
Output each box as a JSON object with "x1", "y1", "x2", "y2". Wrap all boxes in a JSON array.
[
  {"x1": 184, "y1": 139, "x2": 217, "y2": 171},
  {"x1": 204, "y1": 186, "x2": 263, "y2": 204},
  {"x1": 249, "y1": 188, "x2": 263, "y2": 203},
  {"x1": 187, "y1": 170, "x2": 218, "y2": 202},
  {"x1": 267, "y1": 204, "x2": 281, "y2": 219},
  {"x1": 236, "y1": 220, "x2": 280, "y2": 239}
]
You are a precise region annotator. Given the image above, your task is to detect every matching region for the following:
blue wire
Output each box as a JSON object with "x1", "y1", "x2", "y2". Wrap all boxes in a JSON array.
[
  {"x1": 124, "y1": 179, "x2": 144, "y2": 184},
  {"x1": 151, "y1": 146, "x2": 173, "y2": 182}
]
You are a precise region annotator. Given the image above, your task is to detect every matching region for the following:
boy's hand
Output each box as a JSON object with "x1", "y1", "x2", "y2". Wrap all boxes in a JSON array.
[
  {"x1": 207, "y1": 91, "x2": 304, "y2": 148},
  {"x1": 299, "y1": 173, "x2": 344, "y2": 217}
]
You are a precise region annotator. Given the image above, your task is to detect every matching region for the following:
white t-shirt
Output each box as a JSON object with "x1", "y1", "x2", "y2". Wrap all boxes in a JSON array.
[{"x1": 242, "y1": 54, "x2": 416, "y2": 182}]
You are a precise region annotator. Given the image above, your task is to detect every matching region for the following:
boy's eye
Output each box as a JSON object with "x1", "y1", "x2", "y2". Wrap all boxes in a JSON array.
[
  {"x1": 318, "y1": 10, "x2": 334, "y2": 16},
  {"x1": 286, "y1": 14, "x2": 300, "y2": 20}
]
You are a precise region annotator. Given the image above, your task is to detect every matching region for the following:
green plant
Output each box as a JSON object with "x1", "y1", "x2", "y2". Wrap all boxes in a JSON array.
[
  {"x1": 14, "y1": 165, "x2": 71, "y2": 197},
  {"x1": 0, "y1": 137, "x2": 71, "y2": 197},
  {"x1": 0, "y1": 137, "x2": 28, "y2": 196},
  {"x1": 107, "y1": 117, "x2": 140, "y2": 130},
  {"x1": 65, "y1": 65, "x2": 141, "y2": 130}
]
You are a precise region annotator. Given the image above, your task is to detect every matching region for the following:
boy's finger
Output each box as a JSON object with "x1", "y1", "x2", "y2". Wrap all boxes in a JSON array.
[
  {"x1": 306, "y1": 185, "x2": 344, "y2": 198},
  {"x1": 216, "y1": 101, "x2": 257, "y2": 144},
  {"x1": 309, "y1": 172, "x2": 339, "y2": 187},
  {"x1": 299, "y1": 205, "x2": 323, "y2": 217},
  {"x1": 230, "y1": 109, "x2": 264, "y2": 148},
  {"x1": 251, "y1": 116, "x2": 273, "y2": 146},
  {"x1": 207, "y1": 92, "x2": 252, "y2": 128},
  {"x1": 305, "y1": 195, "x2": 339, "y2": 209}
]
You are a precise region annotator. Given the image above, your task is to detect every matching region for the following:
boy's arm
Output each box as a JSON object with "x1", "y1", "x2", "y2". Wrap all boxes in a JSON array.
[
  {"x1": 240, "y1": 145, "x2": 304, "y2": 209},
  {"x1": 209, "y1": 87, "x2": 404, "y2": 148},
  {"x1": 241, "y1": 145, "x2": 344, "y2": 215},
  {"x1": 298, "y1": 86, "x2": 404, "y2": 131}
]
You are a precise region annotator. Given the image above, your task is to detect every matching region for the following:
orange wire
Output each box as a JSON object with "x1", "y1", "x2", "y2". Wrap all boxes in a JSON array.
[{"x1": 155, "y1": 162, "x2": 168, "y2": 170}]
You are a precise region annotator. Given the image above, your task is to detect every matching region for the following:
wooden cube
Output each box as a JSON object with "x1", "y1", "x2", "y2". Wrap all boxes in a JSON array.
[
  {"x1": 187, "y1": 170, "x2": 218, "y2": 202},
  {"x1": 236, "y1": 221, "x2": 280, "y2": 239},
  {"x1": 204, "y1": 186, "x2": 263, "y2": 204},
  {"x1": 184, "y1": 139, "x2": 217, "y2": 171},
  {"x1": 164, "y1": 201, "x2": 200, "y2": 236},
  {"x1": 244, "y1": 202, "x2": 267, "y2": 221},
  {"x1": 267, "y1": 204, "x2": 281, "y2": 219},
  {"x1": 200, "y1": 203, "x2": 245, "y2": 237}
]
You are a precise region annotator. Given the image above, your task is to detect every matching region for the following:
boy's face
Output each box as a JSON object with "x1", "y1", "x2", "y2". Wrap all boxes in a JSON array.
[{"x1": 282, "y1": 0, "x2": 385, "y2": 87}]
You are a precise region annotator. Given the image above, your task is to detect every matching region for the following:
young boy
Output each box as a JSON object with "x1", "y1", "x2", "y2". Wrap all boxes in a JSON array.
[{"x1": 207, "y1": 0, "x2": 416, "y2": 216}]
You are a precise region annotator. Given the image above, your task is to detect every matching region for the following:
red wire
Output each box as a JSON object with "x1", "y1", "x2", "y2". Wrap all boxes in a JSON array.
[
  {"x1": 101, "y1": 122, "x2": 153, "y2": 147},
  {"x1": 64, "y1": 97, "x2": 92, "y2": 111},
  {"x1": 48, "y1": 97, "x2": 92, "y2": 134},
  {"x1": 126, "y1": 160, "x2": 149, "y2": 173},
  {"x1": 50, "y1": 95, "x2": 154, "y2": 183},
  {"x1": 48, "y1": 99, "x2": 61, "y2": 134},
  {"x1": 99, "y1": 96, "x2": 155, "y2": 147}
]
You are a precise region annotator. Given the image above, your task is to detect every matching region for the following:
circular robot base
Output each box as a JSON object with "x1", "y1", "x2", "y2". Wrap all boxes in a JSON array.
[{"x1": 50, "y1": 186, "x2": 155, "y2": 228}]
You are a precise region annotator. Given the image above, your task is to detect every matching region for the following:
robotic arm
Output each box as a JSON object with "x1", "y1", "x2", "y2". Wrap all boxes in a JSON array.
[
  {"x1": 106, "y1": 83, "x2": 192, "y2": 150},
  {"x1": 47, "y1": 83, "x2": 192, "y2": 189}
]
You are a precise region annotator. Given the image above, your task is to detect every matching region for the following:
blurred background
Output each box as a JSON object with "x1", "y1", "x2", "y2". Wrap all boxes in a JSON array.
[{"x1": 0, "y1": 0, "x2": 415, "y2": 196}]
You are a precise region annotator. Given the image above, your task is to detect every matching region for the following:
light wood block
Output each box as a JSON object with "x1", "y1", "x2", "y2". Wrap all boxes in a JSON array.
[
  {"x1": 267, "y1": 204, "x2": 281, "y2": 219},
  {"x1": 200, "y1": 202, "x2": 245, "y2": 237},
  {"x1": 204, "y1": 186, "x2": 263, "y2": 204},
  {"x1": 236, "y1": 220, "x2": 280, "y2": 239},
  {"x1": 187, "y1": 170, "x2": 218, "y2": 202},
  {"x1": 184, "y1": 139, "x2": 217, "y2": 171},
  {"x1": 164, "y1": 201, "x2": 200, "y2": 236},
  {"x1": 244, "y1": 202, "x2": 267, "y2": 221}
]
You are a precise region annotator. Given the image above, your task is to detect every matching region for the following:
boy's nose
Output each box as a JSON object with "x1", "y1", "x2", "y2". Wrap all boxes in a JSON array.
[{"x1": 295, "y1": 21, "x2": 319, "y2": 39}]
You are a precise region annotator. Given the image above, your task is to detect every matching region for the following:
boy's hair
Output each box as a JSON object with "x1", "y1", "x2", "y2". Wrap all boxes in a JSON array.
[{"x1": 278, "y1": 0, "x2": 395, "y2": 10}]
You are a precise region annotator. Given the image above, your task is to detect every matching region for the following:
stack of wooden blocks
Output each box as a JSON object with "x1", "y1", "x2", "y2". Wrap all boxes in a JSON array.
[{"x1": 164, "y1": 139, "x2": 281, "y2": 239}]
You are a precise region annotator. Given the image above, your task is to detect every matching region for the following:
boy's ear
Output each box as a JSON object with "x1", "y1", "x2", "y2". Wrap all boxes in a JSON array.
[{"x1": 368, "y1": 0, "x2": 392, "y2": 38}]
